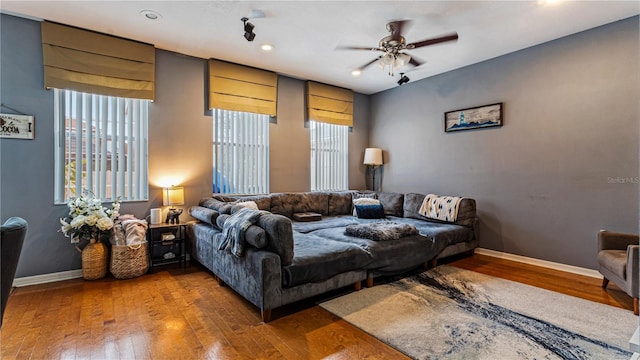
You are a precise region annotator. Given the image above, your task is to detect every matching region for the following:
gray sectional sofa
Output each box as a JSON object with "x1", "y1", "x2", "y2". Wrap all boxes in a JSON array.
[{"x1": 187, "y1": 191, "x2": 478, "y2": 322}]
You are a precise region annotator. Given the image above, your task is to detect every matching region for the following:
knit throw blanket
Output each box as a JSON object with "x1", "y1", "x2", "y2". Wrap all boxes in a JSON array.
[
  {"x1": 418, "y1": 194, "x2": 462, "y2": 222},
  {"x1": 217, "y1": 207, "x2": 263, "y2": 257},
  {"x1": 345, "y1": 221, "x2": 419, "y2": 241}
]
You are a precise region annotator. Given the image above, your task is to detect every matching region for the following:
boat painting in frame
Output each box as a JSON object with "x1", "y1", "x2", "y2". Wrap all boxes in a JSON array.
[{"x1": 444, "y1": 102, "x2": 503, "y2": 132}]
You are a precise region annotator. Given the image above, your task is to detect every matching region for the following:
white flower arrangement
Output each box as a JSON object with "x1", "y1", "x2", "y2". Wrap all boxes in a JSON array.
[{"x1": 60, "y1": 191, "x2": 121, "y2": 244}]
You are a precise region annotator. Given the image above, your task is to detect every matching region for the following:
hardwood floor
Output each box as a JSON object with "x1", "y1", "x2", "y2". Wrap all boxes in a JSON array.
[
  {"x1": 451, "y1": 254, "x2": 634, "y2": 311},
  {"x1": 0, "y1": 254, "x2": 634, "y2": 359}
]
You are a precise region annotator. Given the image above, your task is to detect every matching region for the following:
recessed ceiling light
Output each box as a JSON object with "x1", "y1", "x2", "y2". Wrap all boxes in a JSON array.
[
  {"x1": 250, "y1": 9, "x2": 266, "y2": 19},
  {"x1": 140, "y1": 10, "x2": 162, "y2": 20},
  {"x1": 351, "y1": 70, "x2": 361, "y2": 77},
  {"x1": 260, "y1": 44, "x2": 273, "y2": 52}
]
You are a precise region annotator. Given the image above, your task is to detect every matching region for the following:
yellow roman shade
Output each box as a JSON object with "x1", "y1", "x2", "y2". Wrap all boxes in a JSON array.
[
  {"x1": 306, "y1": 81, "x2": 353, "y2": 127},
  {"x1": 208, "y1": 59, "x2": 277, "y2": 116},
  {"x1": 41, "y1": 21, "x2": 155, "y2": 100}
]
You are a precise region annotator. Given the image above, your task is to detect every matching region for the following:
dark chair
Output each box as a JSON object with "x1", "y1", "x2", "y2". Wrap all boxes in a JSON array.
[
  {"x1": 597, "y1": 230, "x2": 639, "y2": 315},
  {"x1": 1, "y1": 217, "x2": 27, "y2": 327}
]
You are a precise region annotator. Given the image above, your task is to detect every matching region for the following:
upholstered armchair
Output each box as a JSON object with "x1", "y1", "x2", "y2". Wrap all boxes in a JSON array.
[
  {"x1": 597, "y1": 230, "x2": 639, "y2": 315},
  {"x1": 1, "y1": 217, "x2": 27, "y2": 327}
]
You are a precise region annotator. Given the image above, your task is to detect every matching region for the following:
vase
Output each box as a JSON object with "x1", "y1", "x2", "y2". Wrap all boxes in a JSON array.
[{"x1": 82, "y1": 239, "x2": 107, "y2": 280}]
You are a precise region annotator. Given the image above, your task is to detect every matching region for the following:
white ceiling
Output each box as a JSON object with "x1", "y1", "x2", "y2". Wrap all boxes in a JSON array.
[{"x1": 2, "y1": 1, "x2": 638, "y2": 95}]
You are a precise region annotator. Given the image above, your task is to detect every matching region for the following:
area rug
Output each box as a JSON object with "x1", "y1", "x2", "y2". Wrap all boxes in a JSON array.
[{"x1": 319, "y1": 265, "x2": 637, "y2": 360}]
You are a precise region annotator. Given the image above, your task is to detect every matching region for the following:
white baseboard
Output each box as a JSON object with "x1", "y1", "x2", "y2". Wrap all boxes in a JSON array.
[
  {"x1": 474, "y1": 248, "x2": 602, "y2": 279},
  {"x1": 10, "y1": 249, "x2": 601, "y2": 287},
  {"x1": 13, "y1": 269, "x2": 83, "y2": 287}
]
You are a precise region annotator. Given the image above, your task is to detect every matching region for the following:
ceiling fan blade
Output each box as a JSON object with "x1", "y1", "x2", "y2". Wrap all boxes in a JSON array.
[
  {"x1": 389, "y1": 19, "x2": 410, "y2": 42},
  {"x1": 408, "y1": 54, "x2": 425, "y2": 67},
  {"x1": 406, "y1": 32, "x2": 458, "y2": 49},
  {"x1": 355, "y1": 56, "x2": 382, "y2": 71},
  {"x1": 336, "y1": 45, "x2": 383, "y2": 51}
]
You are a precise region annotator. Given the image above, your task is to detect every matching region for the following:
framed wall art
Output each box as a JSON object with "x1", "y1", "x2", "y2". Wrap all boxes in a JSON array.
[
  {"x1": 444, "y1": 102, "x2": 503, "y2": 133},
  {"x1": 0, "y1": 113, "x2": 34, "y2": 139}
]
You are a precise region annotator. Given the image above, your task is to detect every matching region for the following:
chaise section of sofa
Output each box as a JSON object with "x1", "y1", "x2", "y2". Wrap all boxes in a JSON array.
[{"x1": 188, "y1": 190, "x2": 478, "y2": 322}]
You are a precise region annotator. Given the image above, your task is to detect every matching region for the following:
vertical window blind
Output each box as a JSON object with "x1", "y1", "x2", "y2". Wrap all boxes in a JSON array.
[
  {"x1": 310, "y1": 121, "x2": 348, "y2": 191},
  {"x1": 54, "y1": 89, "x2": 149, "y2": 203},
  {"x1": 213, "y1": 109, "x2": 269, "y2": 194}
]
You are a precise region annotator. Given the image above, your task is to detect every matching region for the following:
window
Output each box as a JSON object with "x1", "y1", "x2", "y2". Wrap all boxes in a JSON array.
[
  {"x1": 213, "y1": 109, "x2": 269, "y2": 194},
  {"x1": 54, "y1": 89, "x2": 149, "y2": 203},
  {"x1": 310, "y1": 121, "x2": 348, "y2": 191}
]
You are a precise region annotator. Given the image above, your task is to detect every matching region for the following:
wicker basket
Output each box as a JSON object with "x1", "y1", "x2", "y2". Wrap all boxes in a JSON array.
[
  {"x1": 110, "y1": 241, "x2": 149, "y2": 279},
  {"x1": 82, "y1": 241, "x2": 108, "y2": 280}
]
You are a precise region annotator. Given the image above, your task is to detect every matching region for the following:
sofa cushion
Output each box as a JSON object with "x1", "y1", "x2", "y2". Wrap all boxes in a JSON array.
[
  {"x1": 233, "y1": 195, "x2": 272, "y2": 211},
  {"x1": 199, "y1": 198, "x2": 233, "y2": 214},
  {"x1": 282, "y1": 233, "x2": 371, "y2": 287},
  {"x1": 353, "y1": 191, "x2": 378, "y2": 200},
  {"x1": 377, "y1": 192, "x2": 404, "y2": 217},
  {"x1": 216, "y1": 213, "x2": 228, "y2": 229},
  {"x1": 354, "y1": 204, "x2": 385, "y2": 219},
  {"x1": 189, "y1": 206, "x2": 219, "y2": 226},
  {"x1": 245, "y1": 225, "x2": 268, "y2": 249},
  {"x1": 309, "y1": 225, "x2": 442, "y2": 274},
  {"x1": 211, "y1": 194, "x2": 236, "y2": 202},
  {"x1": 231, "y1": 201, "x2": 259, "y2": 214},
  {"x1": 216, "y1": 214, "x2": 268, "y2": 249},
  {"x1": 269, "y1": 193, "x2": 300, "y2": 218},
  {"x1": 328, "y1": 191, "x2": 354, "y2": 215},
  {"x1": 292, "y1": 215, "x2": 360, "y2": 234},
  {"x1": 296, "y1": 192, "x2": 329, "y2": 215},
  {"x1": 598, "y1": 250, "x2": 627, "y2": 280},
  {"x1": 387, "y1": 216, "x2": 475, "y2": 247}
]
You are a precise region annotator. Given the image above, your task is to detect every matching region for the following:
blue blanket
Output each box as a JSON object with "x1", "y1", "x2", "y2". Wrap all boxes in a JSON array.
[{"x1": 217, "y1": 207, "x2": 263, "y2": 257}]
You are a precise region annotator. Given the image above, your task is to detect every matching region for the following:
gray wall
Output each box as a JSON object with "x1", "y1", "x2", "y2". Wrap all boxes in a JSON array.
[
  {"x1": 369, "y1": 16, "x2": 639, "y2": 269},
  {"x1": 0, "y1": 14, "x2": 368, "y2": 277},
  {"x1": 269, "y1": 77, "x2": 369, "y2": 192}
]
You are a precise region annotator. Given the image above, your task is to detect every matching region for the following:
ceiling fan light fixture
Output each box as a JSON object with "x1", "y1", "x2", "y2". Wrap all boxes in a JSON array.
[
  {"x1": 351, "y1": 69, "x2": 361, "y2": 77},
  {"x1": 382, "y1": 53, "x2": 394, "y2": 65},
  {"x1": 396, "y1": 53, "x2": 411, "y2": 67},
  {"x1": 339, "y1": 20, "x2": 458, "y2": 79}
]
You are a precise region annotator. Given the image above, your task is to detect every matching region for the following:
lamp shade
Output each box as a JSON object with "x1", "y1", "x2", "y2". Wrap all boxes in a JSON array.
[
  {"x1": 163, "y1": 186, "x2": 184, "y2": 206},
  {"x1": 363, "y1": 148, "x2": 383, "y2": 166}
]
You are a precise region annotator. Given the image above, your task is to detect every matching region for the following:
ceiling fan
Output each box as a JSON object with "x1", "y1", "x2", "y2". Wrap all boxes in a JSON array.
[{"x1": 337, "y1": 20, "x2": 458, "y2": 77}]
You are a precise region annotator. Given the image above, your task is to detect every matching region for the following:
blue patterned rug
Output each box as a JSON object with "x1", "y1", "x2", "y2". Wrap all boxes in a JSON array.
[{"x1": 319, "y1": 265, "x2": 636, "y2": 360}]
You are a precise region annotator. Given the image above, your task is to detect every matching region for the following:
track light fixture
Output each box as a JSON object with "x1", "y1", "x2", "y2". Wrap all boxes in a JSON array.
[
  {"x1": 397, "y1": 73, "x2": 410, "y2": 86},
  {"x1": 241, "y1": 17, "x2": 255, "y2": 42}
]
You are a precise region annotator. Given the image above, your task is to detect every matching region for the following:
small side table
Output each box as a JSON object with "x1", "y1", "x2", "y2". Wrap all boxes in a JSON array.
[{"x1": 147, "y1": 222, "x2": 187, "y2": 272}]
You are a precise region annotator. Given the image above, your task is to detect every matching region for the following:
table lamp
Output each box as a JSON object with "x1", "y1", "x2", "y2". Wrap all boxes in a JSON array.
[{"x1": 163, "y1": 186, "x2": 184, "y2": 223}]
